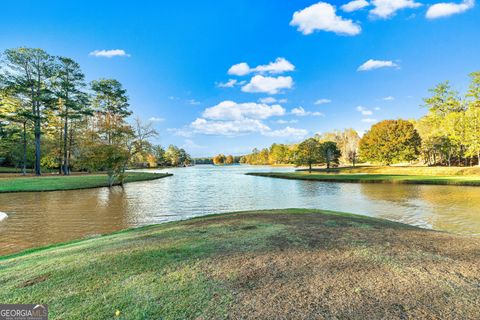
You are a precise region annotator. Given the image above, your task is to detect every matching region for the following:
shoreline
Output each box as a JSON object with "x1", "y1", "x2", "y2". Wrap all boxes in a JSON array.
[{"x1": 246, "y1": 171, "x2": 480, "y2": 186}]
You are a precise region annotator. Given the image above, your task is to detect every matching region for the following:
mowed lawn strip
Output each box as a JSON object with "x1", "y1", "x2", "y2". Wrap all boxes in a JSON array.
[
  {"x1": 0, "y1": 209, "x2": 479, "y2": 319},
  {"x1": 298, "y1": 165, "x2": 480, "y2": 176},
  {"x1": 246, "y1": 171, "x2": 480, "y2": 186},
  {"x1": 0, "y1": 172, "x2": 172, "y2": 193}
]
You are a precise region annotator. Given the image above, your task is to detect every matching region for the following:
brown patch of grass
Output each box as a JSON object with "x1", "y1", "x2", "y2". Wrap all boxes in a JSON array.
[
  {"x1": 18, "y1": 274, "x2": 50, "y2": 288},
  {"x1": 197, "y1": 212, "x2": 480, "y2": 319}
]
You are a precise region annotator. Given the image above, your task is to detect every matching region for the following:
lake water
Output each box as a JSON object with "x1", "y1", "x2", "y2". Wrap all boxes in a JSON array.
[{"x1": 0, "y1": 165, "x2": 479, "y2": 255}]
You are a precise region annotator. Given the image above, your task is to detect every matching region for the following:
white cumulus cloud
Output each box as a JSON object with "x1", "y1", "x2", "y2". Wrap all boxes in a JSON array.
[
  {"x1": 370, "y1": 0, "x2": 422, "y2": 19},
  {"x1": 190, "y1": 118, "x2": 270, "y2": 136},
  {"x1": 89, "y1": 49, "x2": 130, "y2": 58},
  {"x1": 426, "y1": 0, "x2": 475, "y2": 19},
  {"x1": 341, "y1": 0, "x2": 370, "y2": 12},
  {"x1": 227, "y1": 58, "x2": 295, "y2": 76},
  {"x1": 290, "y1": 2, "x2": 361, "y2": 36},
  {"x1": 202, "y1": 100, "x2": 285, "y2": 121},
  {"x1": 357, "y1": 59, "x2": 399, "y2": 71},
  {"x1": 228, "y1": 62, "x2": 251, "y2": 76},
  {"x1": 291, "y1": 107, "x2": 324, "y2": 116},
  {"x1": 242, "y1": 75, "x2": 294, "y2": 94},
  {"x1": 253, "y1": 57, "x2": 295, "y2": 74}
]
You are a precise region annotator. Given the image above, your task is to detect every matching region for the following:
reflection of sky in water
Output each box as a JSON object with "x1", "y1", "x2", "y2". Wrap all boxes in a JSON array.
[{"x1": 0, "y1": 165, "x2": 479, "y2": 255}]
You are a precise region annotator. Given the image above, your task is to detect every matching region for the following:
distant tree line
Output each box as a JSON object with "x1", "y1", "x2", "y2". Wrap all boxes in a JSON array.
[
  {"x1": 240, "y1": 128, "x2": 358, "y2": 169},
  {"x1": 0, "y1": 47, "x2": 191, "y2": 183},
  {"x1": 192, "y1": 157, "x2": 214, "y2": 164},
  {"x1": 212, "y1": 154, "x2": 240, "y2": 165}
]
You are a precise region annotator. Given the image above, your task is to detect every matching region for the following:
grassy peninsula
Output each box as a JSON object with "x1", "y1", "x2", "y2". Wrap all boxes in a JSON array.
[
  {"x1": 0, "y1": 172, "x2": 172, "y2": 193},
  {"x1": 247, "y1": 166, "x2": 480, "y2": 186},
  {"x1": 1, "y1": 209, "x2": 479, "y2": 319}
]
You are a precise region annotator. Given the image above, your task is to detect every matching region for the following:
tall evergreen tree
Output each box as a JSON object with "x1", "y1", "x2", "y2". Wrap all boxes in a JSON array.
[{"x1": 1, "y1": 48, "x2": 55, "y2": 175}]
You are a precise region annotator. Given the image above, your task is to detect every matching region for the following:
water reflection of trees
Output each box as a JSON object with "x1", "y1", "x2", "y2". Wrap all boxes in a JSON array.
[
  {"x1": 0, "y1": 188, "x2": 133, "y2": 255},
  {"x1": 360, "y1": 183, "x2": 480, "y2": 235},
  {"x1": 359, "y1": 184, "x2": 421, "y2": 203},
  {"x1": 415, "y1": 186, "x2": 480, "y2": 234},
  {"x1": 295, "y1": 180, "x2": 341, "y2": 198}
]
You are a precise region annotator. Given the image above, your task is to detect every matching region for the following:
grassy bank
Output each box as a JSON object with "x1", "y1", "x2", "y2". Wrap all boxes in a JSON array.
[
  {"x1": 0, "y1": 172, "x2": 172, "y2": 193},
  {"x1": 299, "y1": 165, "x2": 480, "y2": 176},
  {"x1": 1, "y1": 209, "x2": 479, "y2": 319},
  {"x1": 247, "y1": 171, "x2": 480, "y2": 186}
]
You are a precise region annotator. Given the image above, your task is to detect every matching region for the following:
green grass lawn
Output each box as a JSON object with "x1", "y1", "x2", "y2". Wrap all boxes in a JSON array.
[
  {"x1": 247, "y1": 171, "x2": 480, "y2": 186},
  {"x1": 299, "y1": 165, "x2": 480, "y2": 176},
  {"x1": 0, "y1": 172, "x2": 172, "y2": 193},
  {"x1": 1, "y1": 209, "x2": 479, "y2": 319}
]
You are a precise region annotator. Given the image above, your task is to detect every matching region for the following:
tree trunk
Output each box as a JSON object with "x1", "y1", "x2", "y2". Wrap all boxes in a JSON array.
[
  {"x1": 68, "y1": 123, "x2": 74, "y2": 173},
  {"x1": 58, "y1": 125, "x2": 63, "y2": 175},
  {"x1": 22, "y1": 122, "x2": 27, "y2": 176},
  {"x1": 62, "y1": 107, "x2": 69, "y2": 175},
  {"x1": 34, "y1": 119, "x2": 41, "y2": 176},
  {"x1": 108, "y1": 173, "x2": 115, "y2": 188},
  {"x1": 478, "y1": 151, "x2": 480, "y2": 167},
  {"x1": 309, "y1": 163, "x2": 312, "y2": 173}
]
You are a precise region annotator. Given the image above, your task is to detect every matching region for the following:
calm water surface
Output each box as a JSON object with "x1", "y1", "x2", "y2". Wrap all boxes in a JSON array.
[{"x1": 1, "y1": 165, "x2": 479, "y2": 255}]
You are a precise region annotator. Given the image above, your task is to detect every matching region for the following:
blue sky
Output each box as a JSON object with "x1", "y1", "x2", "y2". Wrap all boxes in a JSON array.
[{"x1": 1, "y1": 0, "x2": 479, "y2": 156}]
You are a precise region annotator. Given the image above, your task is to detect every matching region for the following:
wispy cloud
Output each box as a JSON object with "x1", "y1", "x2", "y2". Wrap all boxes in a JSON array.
[
  {"x1": 383, "y1": 96, "x2": 395, "y2": 101},
  {"x1": 263, "y1": 127, "x2": 308, "y2": 138},
  {"x1": 370, "y1": 0, "x2": 421, "y2": 19},
  {"x1": 314, "y1": 98, "x2": 332, "y2": 105},
  {"x1": 148, "y1": 117, "x2": 165, "y2": 122},
  {"x1": 357, "y1": 59, "x2": 399, "y2": 71},
  {"x1": 216, "y1": 79, "x2": 238, "y2": 88},
  {"x1": 188, "y1": 99, "x2": 201, "y2": 105},
  {"x1": 182, "y1": 139, "x2": 205, "y2": 149},
  {"x1": 291, "y1": 107, "x2": 324, "y2": 116},
  {"x1": 356, "y1": 106, "x2": 373, "y2": 115},
  {"x1": 275, "y1": 119, "x2": 299, "y2": 124},
  {"x1": 89, "y1": 49, "x2": 130, "y2": 58},
  {"x1": 259, "y1": 97, "x2": 277, "y2": 104},
  {"x1": 341, "y1": 0, "x2": 370, "y2": 12}
]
